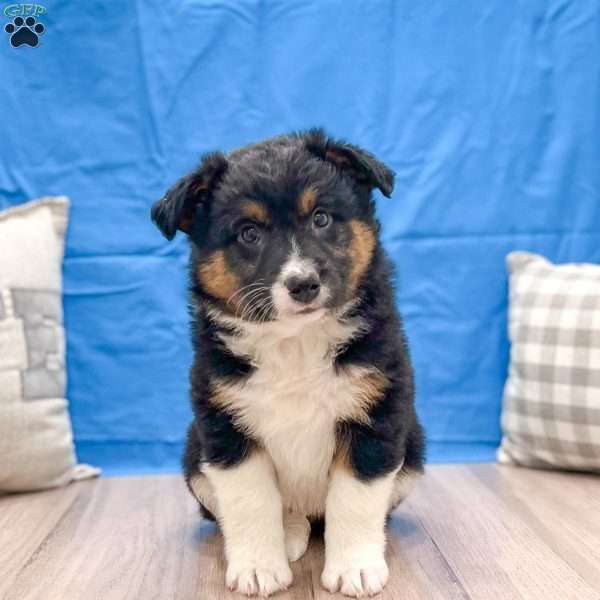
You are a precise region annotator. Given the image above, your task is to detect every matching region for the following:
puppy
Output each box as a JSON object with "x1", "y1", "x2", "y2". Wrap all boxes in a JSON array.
[{"x1": 151, "y1": 129, "x2": 425, "y2": 598}]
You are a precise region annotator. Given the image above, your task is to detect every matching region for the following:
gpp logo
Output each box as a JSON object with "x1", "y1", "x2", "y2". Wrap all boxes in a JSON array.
[{"x1": 4, "y1": 4, "x2": 47, "y2": 47}]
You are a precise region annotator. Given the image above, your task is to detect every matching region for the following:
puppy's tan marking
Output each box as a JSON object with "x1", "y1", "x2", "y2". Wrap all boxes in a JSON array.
[
  {"x1": 208, "y1": 381, "x2": 236, "y2": 411},
  {"x1": 197, "y1": 251, "x2": 239, "y2": 303},
  {"x1": 347, "y1": 219, "x2": 376, "y2": 291},
  {"x1": 347, "y1": 368, "x2": 388, "y2": 424},
  {"x1": 241, "y1": 201, "x2": 270, "y2": 224},
  {"x1": 298, "y1": 186, "x2": 318, "y2": 217},
  {"x1": 333, "y1": 436, "x2": 352, "y2": 472}
]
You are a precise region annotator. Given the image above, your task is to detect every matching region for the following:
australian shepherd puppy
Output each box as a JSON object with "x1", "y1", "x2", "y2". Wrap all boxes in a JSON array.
[{"x1": 151, "y1": 129, "x2": 425, "y2": 598}]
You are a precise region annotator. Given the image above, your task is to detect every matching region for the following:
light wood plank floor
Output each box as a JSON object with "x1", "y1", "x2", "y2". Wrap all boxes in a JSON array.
[{"x1": 1, "y1": 464, "x2": 599, "y2": 600}]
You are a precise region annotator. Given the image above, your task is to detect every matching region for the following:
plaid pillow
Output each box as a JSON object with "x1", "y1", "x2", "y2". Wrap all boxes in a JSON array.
[{"x1": 498, "y1": 251, "x2": 600, "y2": 472}]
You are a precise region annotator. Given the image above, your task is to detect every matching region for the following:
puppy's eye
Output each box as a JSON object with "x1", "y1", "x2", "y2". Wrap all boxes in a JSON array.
[
  {"x1": 312, "y1": 210, "x2": 330, "y2": 229},
  {"x1": 239, "y1": 224, "x2": 260, "y2": 245}
]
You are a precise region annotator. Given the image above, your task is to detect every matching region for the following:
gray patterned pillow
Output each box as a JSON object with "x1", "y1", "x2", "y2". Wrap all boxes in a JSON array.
[
  {"x1": 0, "y1": 197, "x2": 99, "y2": 492},
  {"x1": 498, "y1": 251, "x2": 600, "y2": 472}
]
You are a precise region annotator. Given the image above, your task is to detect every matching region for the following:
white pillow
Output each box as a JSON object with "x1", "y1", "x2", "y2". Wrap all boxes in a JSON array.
[
  {"x1": 0, "y1": 197, "x2": 99, "y2": 492},
  {"x1": 498, "y1": 251, "x2": 600, "y2": 472}
]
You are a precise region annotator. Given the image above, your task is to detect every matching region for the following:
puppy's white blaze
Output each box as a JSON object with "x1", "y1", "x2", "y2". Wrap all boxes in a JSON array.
[
  {"x1": 322, "y1": 467, "x2": 397, "y2": 597},
  {"x1": 272, "y1": 242, "x2": 326, "y2": 317},
  {"x1": 289, "y1": 234, "x2": 301, "y2": 258},
  {"x1": 279, "y1": 254, "x2": 316, "y2": 280},
  {"x1": 203, "y1": 452, "x2": 292, "y2": 595}
]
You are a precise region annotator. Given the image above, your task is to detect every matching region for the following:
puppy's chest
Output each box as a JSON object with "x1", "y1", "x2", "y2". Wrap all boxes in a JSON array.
[{"x1": 224, "y1": 319, "x2": 364, "y2": 514}]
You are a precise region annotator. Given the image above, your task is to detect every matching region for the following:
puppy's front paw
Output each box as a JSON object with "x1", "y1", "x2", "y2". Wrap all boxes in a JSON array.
[
  {"x1": 321, "y1": 558, "x2": 388, "y2": 597},
  {"x1": 226, "y1": 561, "x2": 293, "y2": 597}
]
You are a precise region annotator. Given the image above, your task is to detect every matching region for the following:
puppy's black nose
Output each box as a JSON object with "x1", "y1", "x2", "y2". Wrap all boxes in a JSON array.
[{"x1": 285, "y1": 274, "x2": 321, "y2": 304}]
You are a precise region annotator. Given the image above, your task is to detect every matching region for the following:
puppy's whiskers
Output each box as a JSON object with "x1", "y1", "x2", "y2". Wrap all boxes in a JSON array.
[
  {"x1": 238, "y1": 286, "x2": 270, "y2": 321},
  {"x1": 226, "y1": 280, "x2": 265, "y2": 308},
  {"x1": 240, "y1": 293, "x2": 263, "y2": 321},
  {"x1": 248, "y1": 295, "x2": 272, "y2": 323},
  {"x1": 233, "y1": 285, "x2": 268, "y2": 319},
  {"x1": 256, "y1": 298, "x2": 275, "y2": 324}
]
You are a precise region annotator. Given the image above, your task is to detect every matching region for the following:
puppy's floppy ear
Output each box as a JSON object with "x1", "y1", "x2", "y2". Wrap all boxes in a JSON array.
[
  {"x1": 303, "y1": 128, "x2": 394, "y2": 198},
  {"x1": 151, "y1": 152, "x2": 228, "y2": 240}
]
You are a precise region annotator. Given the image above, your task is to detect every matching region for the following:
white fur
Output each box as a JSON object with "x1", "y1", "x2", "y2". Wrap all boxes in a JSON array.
[
  {"x1": 201, "y1": 297, "x2": 415, "y2": 597},
  {"x1": 211, "y1": 306, "x2": 367, "y2": 517},
  {"x1": 279, "y1": 240, "x2": 316, "y2": 281},
  {"x1": 322, "y1": 467, "x2": 397, "y2": 597},
  {"x1": 189, "y1": 473, "x2": 218, "y2": 517},
  {"x1": 283, "y1": 512, "x2": 311, "y2": 562},
  {"x1": 203, "y1": 452, "x2": 292, "y2": 596},
  {"x1": 271, "y1": 242, "x2": 330, "y2": 317},
  {"x1": 189, "y1": 474, "x2": 312, "y2": 561}
]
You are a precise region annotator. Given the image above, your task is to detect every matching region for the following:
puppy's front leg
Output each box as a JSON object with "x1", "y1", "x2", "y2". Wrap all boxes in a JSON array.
[
  {"x1": 321, "y1": 464, "x2": 396, "y2": 597},
  {"x1": 204, "y1": 451, "x2": 292, "y2": 597}
]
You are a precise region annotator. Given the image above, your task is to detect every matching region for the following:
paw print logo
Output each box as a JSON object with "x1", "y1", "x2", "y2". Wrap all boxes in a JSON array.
[{"x1": 5, "y1": 16, "x2": 45, "y2": 48}]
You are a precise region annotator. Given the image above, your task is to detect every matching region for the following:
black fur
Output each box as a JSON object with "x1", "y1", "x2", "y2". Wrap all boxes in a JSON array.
[
  {"x1": 303, "y1": 128, "x2": 394, "y2": 197},
  {"x1": 334, "y1": 246, "x2": 424, "y2": 480},
  {"x1": 152, "y1": 152, "x2": 228, "y2": 240},
  {"x1": 152, "y1": 128, "x2": 425, "y2": 518},
  {"x1": 187, "y1": 307, "x2": 255, "y2": 467}
]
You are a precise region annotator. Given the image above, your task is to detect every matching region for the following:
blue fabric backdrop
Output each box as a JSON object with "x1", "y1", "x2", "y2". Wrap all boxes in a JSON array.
[{"x1": 1, "y1": 1, "x2": 599, "y2": 474}]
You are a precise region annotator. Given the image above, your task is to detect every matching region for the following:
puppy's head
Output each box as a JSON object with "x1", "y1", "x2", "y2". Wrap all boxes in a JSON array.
[{"x1": 152, "y1": 129, "x2": 394, "y2": 322}]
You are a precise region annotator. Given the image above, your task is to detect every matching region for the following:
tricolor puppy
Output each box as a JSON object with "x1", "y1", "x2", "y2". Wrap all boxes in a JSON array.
[{"x1": 151, "y1": 129, "x2": 425, "y2": 598}]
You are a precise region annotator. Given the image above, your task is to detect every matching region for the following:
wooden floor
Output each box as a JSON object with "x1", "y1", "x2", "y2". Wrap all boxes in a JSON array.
[{"x1": 1, "y1": 464, "x2": 599, "y2": 600}]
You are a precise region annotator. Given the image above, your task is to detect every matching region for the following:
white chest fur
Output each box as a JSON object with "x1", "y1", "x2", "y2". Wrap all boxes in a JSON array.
[{"x1": 216, "y1": 310, "x2": 367, "y2": 516}]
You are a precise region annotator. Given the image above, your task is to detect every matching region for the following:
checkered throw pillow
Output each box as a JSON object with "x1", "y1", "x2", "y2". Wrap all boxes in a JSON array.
[{"x1": 498, "y1": 251, "x2": 600, "y2": 472}]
